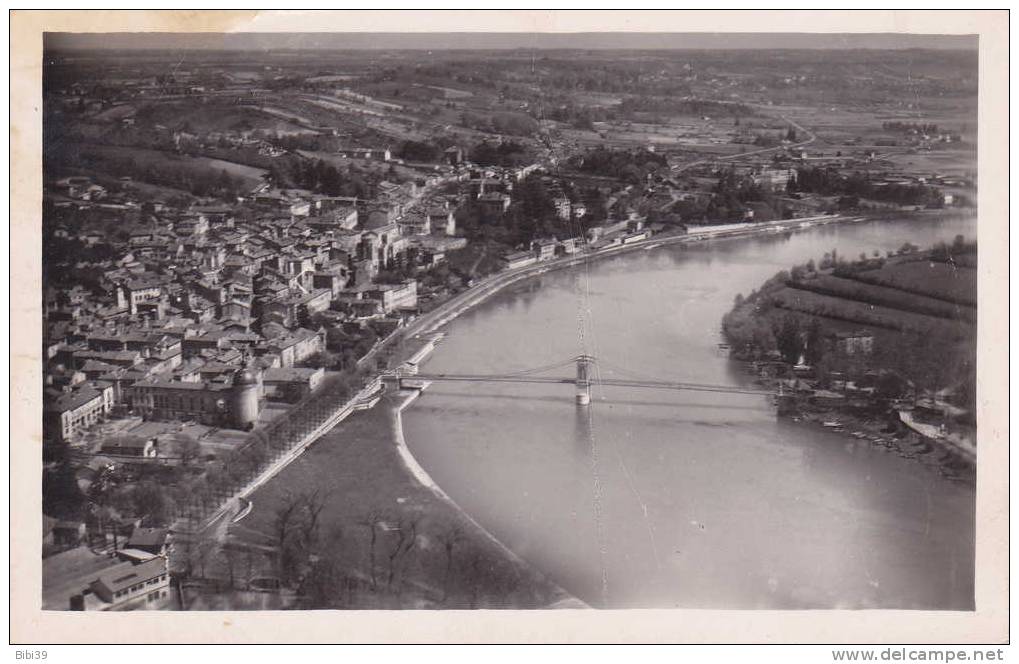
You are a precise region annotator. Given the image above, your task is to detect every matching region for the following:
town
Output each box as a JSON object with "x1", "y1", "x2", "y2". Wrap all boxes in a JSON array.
[{"x1": 40, "y1": 44, "x2": 978, "y2": 611}]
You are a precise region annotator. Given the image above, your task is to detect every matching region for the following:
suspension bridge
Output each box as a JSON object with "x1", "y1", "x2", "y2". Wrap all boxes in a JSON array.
[{"x1": 391, "y1": 355, "x2": 776, "y2": 406}]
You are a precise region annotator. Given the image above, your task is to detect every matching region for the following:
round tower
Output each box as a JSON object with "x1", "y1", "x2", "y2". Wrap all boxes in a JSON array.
[{"x1": 230, "y1": 369, "x2": 260, "y2": 430}]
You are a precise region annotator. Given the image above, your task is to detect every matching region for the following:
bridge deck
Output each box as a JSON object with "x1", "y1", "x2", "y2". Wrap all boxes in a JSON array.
[{"x1": 410, "y1": 373, "x2": 772, "y2": 396}]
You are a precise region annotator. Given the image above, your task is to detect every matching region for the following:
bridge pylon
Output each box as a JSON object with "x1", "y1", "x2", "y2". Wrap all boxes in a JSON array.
[{"x1": 575, "y1": 354, "x2": 596, "y2": 406}]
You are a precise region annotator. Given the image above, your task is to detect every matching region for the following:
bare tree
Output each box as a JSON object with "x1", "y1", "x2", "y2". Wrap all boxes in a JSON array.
[
  {"x1": 220, "y1": 543, "x2": 245, "y2": 590},
  {"x1": 297, "y1": 489, "x2": 329, "y2": 554},
  {"x1": 465, "y1": 548, "x2": 486, "y2": 609},
  {"x1": 195, "y1": 536, "x2": 217, "y2": 580},
  {"x1": 439, "y1": 523, "x2": 466, "y2": 602},
  {"x1": 245, "y1": 548, "x2": 256, "y2": 586},
  {"x1": 178, "y1": 528, "x2": 216, "y2": 580},
  {"x1": 165, "y1": 432, "x2": 201, "y2": 466},
  {"x1": 357, "y1": 509, "x2": 387, "y2": 592},
  {"x1": 86, "y1": 463, "x2": 118, "y2": 549},
  {"x1": 385, "y1": 514, "x2": 420, "y2": 591},
  {"x1": 273, "y1": 492, "x2": 305, "y2": 584},
  {"x1": 298, "y1": 556, "x2": 340, "y2": 609},
  {"x1": 267, "y1": 489, "x2": 334, "y2": 590}
]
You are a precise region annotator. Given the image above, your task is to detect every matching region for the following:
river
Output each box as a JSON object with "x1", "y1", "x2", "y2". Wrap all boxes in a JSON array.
[{"x1": 402, "y1": 215, "x2": 977, "y2": 610}]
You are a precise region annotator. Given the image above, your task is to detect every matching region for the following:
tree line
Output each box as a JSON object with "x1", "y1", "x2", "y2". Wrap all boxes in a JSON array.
[
  {"x1": 467, "y1": 140, "x2": 532, "y2": 168},
  {"x1": 788, "y1": 166, "x2": 945, "y2": 208},
  {"x1": 617, "y1": 97, "x2": 755, "y2": 118},
  {"x1": 882, "y1": 121, "x2": 941, "y2": 134},
  {"x1": 64, "y1": 146, "x2": 248, "y2": 201},
  {"x1": 567, "y1": 147, "x2": 668, "y2": 183},
  {"x1": 268, "y1": 156, "x2": 373, "y2": 198}
]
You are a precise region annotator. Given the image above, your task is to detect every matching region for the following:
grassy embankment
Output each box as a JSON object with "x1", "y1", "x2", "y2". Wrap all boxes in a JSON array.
[{"x1": 206, "y1": 391, "x2": 578, "y2": 610}]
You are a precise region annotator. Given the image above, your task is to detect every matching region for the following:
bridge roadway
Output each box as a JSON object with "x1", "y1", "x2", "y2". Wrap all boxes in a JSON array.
[{"x1": 410, "y1": 373, "x2": 773, "y2": 397}]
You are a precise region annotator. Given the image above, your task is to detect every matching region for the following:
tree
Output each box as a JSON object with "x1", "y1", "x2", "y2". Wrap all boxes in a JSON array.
[
  {"x1": 385, "y1": 514, "x2": 420, "y2": 591},
  {"x1": 273, "y1": 492, "x2": 305, "y2": 584},
  {"x1": 180, "y1": 530, "x2": 217, "y2": 580},
  {"x1": 296, "y1": 489, "x2": 329, "y2": 556},
  {"x1": 803, "y1": 319, "x2": 826, "y2": 365},
  {"x1": 166, "y1": 433, "x2": 202, "y2": 466},
  {"x1": 264, "y1": 488, "x2": 331, "y2": 590},
  {"x1": 219, "y1": 545, "x2": 244, "y2": 590},
  {"x1": 397, "y1": 140, "x2": 439, "y2": 162},
  {"x1": 774, "y1": 315, "x2": 804, "y2": 364},
  {"x1": 874, "y1": 371, "x2": 909, "y2": 400},
  {"x1": 299, "y1": 555, "x2": 343, "y2": 608},
  {"x1": 439, "y1": 524, "x2": 466, "y2": 603},
  {"x1": 86, "y1": 463, "x2": 120, "y2": 548},
  {"x1": 129, "y1": 480, "x2": 174, "y2": 526},
  {"x1": 357, "y1": 510, "x2": 387, "y2": 592},
  {"x1": 303, "y1": 350, "x2": 340, "y2": 370},
  {"x1": 42, "y1": 460, "x2": 85, "y2": 520}
]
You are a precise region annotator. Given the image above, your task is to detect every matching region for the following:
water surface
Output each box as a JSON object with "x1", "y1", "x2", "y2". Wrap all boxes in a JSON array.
[{"x1": 403, "y1": 217, "x2": 977, "y2": 609}]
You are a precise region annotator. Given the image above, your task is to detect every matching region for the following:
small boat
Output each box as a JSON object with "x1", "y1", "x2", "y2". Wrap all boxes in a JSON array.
[{"x1": 822, "y1": 420, "x2": 842, "y2": 428}]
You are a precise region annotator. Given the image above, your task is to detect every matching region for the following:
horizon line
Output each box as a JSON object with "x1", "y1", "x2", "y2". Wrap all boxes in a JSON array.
[{"x1": 43, "y1": 32, "x2": 978, "y2": 52}]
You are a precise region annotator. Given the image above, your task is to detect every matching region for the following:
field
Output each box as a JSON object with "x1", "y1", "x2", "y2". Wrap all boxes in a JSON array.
[
  {"x1": 768, "y1": 287, "x2": 970, "y2": 339},
  {"x1": 54, "y1": 143, "x2": 268, "y2": 199},
  {"x1": 754, "y1": 248, "x2": 978, "y2": 343},
  {"x1": 776, "y1": 96, "x2": 977, "y2": 181},
  {"x1": 849, "y1": 260, "x2": 978, "y2": 307},
  {"x1": 788, "y1": 273, "x2": 976, "y2": 323},
  {"x1": 132, "y1": 101, "x2": 313, "y2": 136}
]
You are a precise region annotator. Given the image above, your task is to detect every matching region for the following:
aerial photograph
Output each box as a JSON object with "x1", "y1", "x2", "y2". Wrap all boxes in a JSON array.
[{"x1": 39, "y1": 29, "x2": 979, "y2": 614}]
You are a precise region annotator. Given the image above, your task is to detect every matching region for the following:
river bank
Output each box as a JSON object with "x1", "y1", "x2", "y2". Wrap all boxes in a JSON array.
[
  {"x1": 390, "y1": 387, "x2": 588, "y2": 608},
  {"x1": 770, "y1": 397, "x2": 976, "y2": 485},
  {"x1": 794, "y1": 409, "x2": 975, "y2": 484}
]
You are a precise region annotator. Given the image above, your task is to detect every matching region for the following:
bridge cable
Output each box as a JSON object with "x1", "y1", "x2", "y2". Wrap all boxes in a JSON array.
[
  {"x1": 493, "y1": 357, "x2": 581, "y2": 378},
  {"x1": 595, "y1": 358, "x2": 769, "y2": 394}
]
